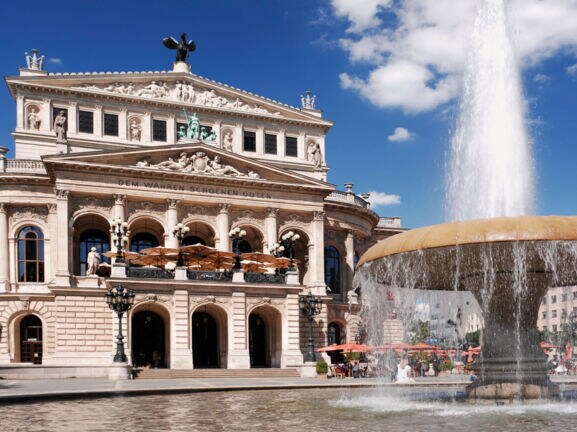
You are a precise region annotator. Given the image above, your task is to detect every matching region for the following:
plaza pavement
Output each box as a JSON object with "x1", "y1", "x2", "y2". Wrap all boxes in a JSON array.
[{"x1": 0, "y1": 375, "x2": 575, "y2": 403}]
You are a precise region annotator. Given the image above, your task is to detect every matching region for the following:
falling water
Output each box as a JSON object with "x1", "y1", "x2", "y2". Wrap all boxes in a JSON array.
[{"x1": 446, "y1": 0, "x2": 535, "y2": 221}]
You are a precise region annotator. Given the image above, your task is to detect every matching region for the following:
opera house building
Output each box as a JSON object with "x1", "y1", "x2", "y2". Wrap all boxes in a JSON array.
[{"x1": 0, "y1": 49, "x2": 402, "y2": 378}]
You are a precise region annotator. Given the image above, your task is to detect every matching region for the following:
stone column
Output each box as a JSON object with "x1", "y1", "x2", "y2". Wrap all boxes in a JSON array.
[
  {"x1": 216, "y1": 204, "x2": 231, "y2": 251},
  {"x1": 54, "y1": 189, "x2": 71, "y2": 286},
  {"x1": 256, "y1": 126, "x2": 264, "y2": 155},
  {"x1": 45, "y1": 203, "x2": 57, "y2": 283},
  {"x1": 167, "y1": 114, "x2": 175, "y2": 145},
  {"x1": 264, "y1": 208, "x2": 278, "y2": 253},
  {"x1": 310, "y1": 211, "x2": 325, "y2": 295},
  {"x1": 142, "y1": 112, "x2": 151, "y2": 143},
  {"x1": 278, "y1": 129, "x2": 286, "y2": 157},
  {"x1": 94, "y1": 105, "x2": 103, "y2": 137},
  {"x1": 0, "y1": 204, "x2": 9, "y2": 292},
  {"x1": 68, "y1": 102, "x2": 77, "y2": 136},
  {"x1": 344, "y1": 229, "x2": 355, "y2": 302},
  {"x1": 166, "y1": 199, "x2": 180, "y2": 248},
  {"x1": 171, "y1": 290, "x2": 193, "y2": 368},
  {"x1": 111, "y1": 194, "x2": 126, "y2": 254},
  {"x1": 228, "y1": 292, "x2": 250, "y2": 368},
  {"x1": 119, "y1": 108, "x2": 127, "y2": 140},
  {"x1": 298, "y1": 131, "x2": 305, "y2": 160},
  {"x1": 281, "y1": 293, "x2": 305, "y2": 367},
  {"x1": 16, "y1": 96, "x2": 25, "y2": 130}
]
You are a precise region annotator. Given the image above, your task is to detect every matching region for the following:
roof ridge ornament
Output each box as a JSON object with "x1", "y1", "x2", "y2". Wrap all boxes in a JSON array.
[
  {"x1": 301, "y1": 90, "x2": 316, "y2": 110},
  {"x1": 25, "y1": 49, "x2": 45, "y2": 71},
  {"x1": 163, "y1": 33, "x2": 196, "y2": 73}
]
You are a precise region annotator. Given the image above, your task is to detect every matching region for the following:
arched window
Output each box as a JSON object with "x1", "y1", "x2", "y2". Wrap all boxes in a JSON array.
[
  {"x1": 183, "y1": 235, "x2": 205, "y2": 246},
  {"x1": 324, "y1": 246, "x2": 341, "y2": 294},
  {"x1": 328, "y1": 322, "x2": 342, "y2": 345},
  {"x1": 18, "y1": 226, "x2": 44, "y2": 282},
  {"x1": 79, "y1": 229, "x2": 110, "y2": 275},
  {"x1": 233, "y1": 239, "x2": 252, "y2": 254},
  {"x1": 130, "y1": 233, "x2": 159, "y2": 253}
]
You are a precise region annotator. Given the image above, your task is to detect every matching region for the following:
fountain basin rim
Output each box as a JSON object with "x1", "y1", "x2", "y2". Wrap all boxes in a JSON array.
[{"x1": 358, "y1": 215, "x2": 577, "y2": 267}]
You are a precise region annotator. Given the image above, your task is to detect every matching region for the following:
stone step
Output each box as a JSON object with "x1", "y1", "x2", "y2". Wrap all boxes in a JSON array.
[{"x1": 135, "y1": 368, "x2": 301, "y2": 379}]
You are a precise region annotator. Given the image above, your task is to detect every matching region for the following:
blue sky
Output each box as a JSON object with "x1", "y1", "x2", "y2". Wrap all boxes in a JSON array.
[{"x1": 2, "y1": 0, "x2": 577, "y2": 229}]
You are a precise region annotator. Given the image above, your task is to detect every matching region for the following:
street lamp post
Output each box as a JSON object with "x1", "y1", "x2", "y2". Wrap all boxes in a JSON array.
[
  {"x1": 228, "y1": 227, "x2": 246, "y2": 270},
  {"x1": 299, "y1": 291, "x2": 323, "y2": 362},
  {"x1": 110, "y1": 218, "x2": 130, "y2": 263},
  {"x1": 105, "y1": 284, "x2": 135, "y2": 363},
  {"x1": 172, "y1": 223, "x2": 190, "y2": 267},
  {"x1": 280, "y1": 231, "x2": 300, "y2": 271}
]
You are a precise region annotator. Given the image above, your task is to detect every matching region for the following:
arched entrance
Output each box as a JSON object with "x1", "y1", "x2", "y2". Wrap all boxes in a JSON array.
[
  {"x1": 192, "y1": 311, "x2": 219, "y2": 368},
  {"x1": 249, "y1": 313, "x2": 267, "y2": 367},
  {"x1": 131, "y1": 310, "x2": 167, "y2": 368},
  {"x1": 20, "y1": 315, "x2": 42, "y2": 364},
  {"x1": 249, "y1": 307, "x2": 282, "y2": 368}
]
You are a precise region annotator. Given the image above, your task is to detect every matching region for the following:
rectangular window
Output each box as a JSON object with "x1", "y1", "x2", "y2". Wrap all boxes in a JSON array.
[
  {"x1": 573, "y1": 291, "x2": 577, "y2": 300},
  {"x1": 552, "y1": 295, "x2": 557, "y2": 303},
  {"x1": 153, "y1": 119, "x2": 167, "y2": 142},
  {"x1": 78, "y1": 110, "x2": 94, "y2": 134},
  {"x1": 542, "y1": 311, "x2": 546, "y2": 319},
  {"x1": 562, "y1": 293, "x2": 568, "y2": 302},
  {"x1": 542, "y1": 297, "x2": 547, "y2": 305},
  {"x1": 552, "y1": 310, "x2": 557, "y2": 318},
  {"x1": 553, "y1": 324, "x2": 558, "y2": 332},
  {"x1": 285, "y1": 136, "x2": 298, "y2": 157},
  {"x1": 243, "y1": 131, "x2": 256, "y2": 152},
  {"x1": 265, "y1": 133, "x2": 277, "y2": 154},
  {"x1": 103, "y1": 113, "x2": 119, "y2": 136}
]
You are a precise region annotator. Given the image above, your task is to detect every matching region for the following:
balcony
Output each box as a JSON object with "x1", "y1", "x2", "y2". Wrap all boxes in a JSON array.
[
  {"x1": 325, "y1": 190, "x2": 369, "y2": 208},
  {"x1": 1, "y1": 159, "x2": 47, "y2": 175}
]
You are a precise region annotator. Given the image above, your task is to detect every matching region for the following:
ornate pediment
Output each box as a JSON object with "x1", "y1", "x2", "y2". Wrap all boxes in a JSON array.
[
  {"x1": 72, "y1": 80, "x2": 281, "y2": 117},
  {"x1": 135, "y1": 151, "x2": 260, "y2": 179}
]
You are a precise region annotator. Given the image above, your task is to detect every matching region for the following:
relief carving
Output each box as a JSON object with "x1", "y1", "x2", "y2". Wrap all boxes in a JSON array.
[
  {"x1": 135, "y1": 151, "x2": 260, "y2": 179},
  {"x1": 127, "y1": 201, "x2": 165, "y2": 217},
  {"x1": 74, "y1": 81, "x2": 281, "y2": 117},
  {"x1": 10, "y1": 206, "x2": 49, "y2": 222}
]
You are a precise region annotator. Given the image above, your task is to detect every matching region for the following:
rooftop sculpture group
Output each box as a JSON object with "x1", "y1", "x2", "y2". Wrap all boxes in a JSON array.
[{"x1": 162, "y1": 33, "x2": 196, "y2": 63}]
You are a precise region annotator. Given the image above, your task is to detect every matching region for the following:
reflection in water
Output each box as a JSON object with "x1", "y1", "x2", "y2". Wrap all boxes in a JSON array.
[{"x1": 1, "y1": 388, "x2": 577, "y2": 431}]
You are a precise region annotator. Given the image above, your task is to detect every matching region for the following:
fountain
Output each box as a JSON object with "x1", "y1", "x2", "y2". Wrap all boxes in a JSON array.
[{"x1": 355, "y1": 0, "x2": 577, "y2": 401}]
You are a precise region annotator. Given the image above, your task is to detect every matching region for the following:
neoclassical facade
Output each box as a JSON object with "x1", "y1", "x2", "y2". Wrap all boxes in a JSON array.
[{"x1": 0, "y1": 52, "x2": 403, "y2": 377}]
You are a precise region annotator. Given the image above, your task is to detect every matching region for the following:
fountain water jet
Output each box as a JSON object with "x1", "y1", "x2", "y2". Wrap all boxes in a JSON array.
[{"x1": 356, "y1": 0, "x2": 575, "y2": 401}]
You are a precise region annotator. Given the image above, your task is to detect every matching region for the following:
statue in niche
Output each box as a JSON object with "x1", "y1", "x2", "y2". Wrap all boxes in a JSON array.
[
  {"x1": 177, "y1": 124, "x2": 187, "y2": 139},
  {"x1": 53, "y1": 110, "x2": 67, "y2": 143},
  {"x1": 223, "y1": 131, "x2": 233, "y2": 151},
  {"x1": 163, "y1": 33, "x2": 196, "y2": 63},
  {"x1": 129, "y1": 119, "x2": 141, "y2": 141},
  {"x1": 86, "y1": 247, "x2": 101, "y2": 276},
  {"x1": 27, "y1": 107, "x2": 41, "y2": 130},
  {"x1": 307, "y1": 142, "x2": 323, "y2": 168}
]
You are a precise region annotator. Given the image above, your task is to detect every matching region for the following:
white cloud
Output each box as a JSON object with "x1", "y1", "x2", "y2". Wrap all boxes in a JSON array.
[
  {"x1": 330, "y1": 0, "x2": 577, "y2": 113},
  {"x1": 331, "y1": 0, "x2": 393, "y2": 33},
  {"x1": 566, "y1": 63, "x2": 577, "y2": 75},
  {"x1": 48, "y1": 57, "x2": 62, "y2": 64},
  {"x1": 388, "y1": 127, "x2": 413, "y2": 142},
  {"x1": 366, "y1": 190, "x2": 401, "y2": 207},
  {"x1": 533, "y1": 73, "x2": 551, "y2": 85}
]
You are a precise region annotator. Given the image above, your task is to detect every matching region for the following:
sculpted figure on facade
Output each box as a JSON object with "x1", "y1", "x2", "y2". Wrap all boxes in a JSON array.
[
  {"x1": 129, "y1": 119, "x2": 142, "y2": 141},
  {"x1": 162, "y1": 33, "x2": 196, "y2": 63},
  {"x1": 25, "y1": 49, "x2": 45, "y2": 71},
  {"x1": 222, "y1": 130, "x2": 233, "y2": 151},
  {"x1": 307, "y1": 142, "x2": 323, "y2": 168},
  {"x1": 136, "y1": 151, "x2": 259, "y2": 178},
  {"x1": 301, "y1": 90, "x2": 316, "y2": 109},
  {"x1": 75, "y1": 81, "x2": 279, "y2": 116},
  {"x1": 86, "y1": 247, "x2": 101, "y2": 276},
  {"x1": 27, "y1": 107, "x2": 41, "y2": 130},
  {"x1": 182, "y1": 109, "x2": 200, "y2": 139},
  {"x1": 53, "y1": 110, "x2": 67, "y2": 143}
]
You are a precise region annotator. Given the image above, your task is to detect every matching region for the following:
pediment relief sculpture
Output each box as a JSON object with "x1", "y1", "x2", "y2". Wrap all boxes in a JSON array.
[
  {"x1": 135, "y1": 151, "x2": 260, "y2": 179},
  {"x1": 74, "y1": 80, "x2": 281, "y2": 116}
]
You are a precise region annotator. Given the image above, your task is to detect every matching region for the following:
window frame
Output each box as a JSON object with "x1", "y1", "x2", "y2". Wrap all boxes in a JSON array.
[{"x1": 17, "y1": 226, "x2": 45, "y2": 283}]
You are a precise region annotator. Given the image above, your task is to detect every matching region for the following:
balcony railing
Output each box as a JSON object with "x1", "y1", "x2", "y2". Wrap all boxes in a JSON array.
[
  {"x1": 126, "y1": 267, "x2": 174, "y2": 279},
  {"x1": 325, "y1": 190, "x2": 369, "y2": 208},
  {"x1": 244, "y1": 273, "x2": 286, "y2": 284},
  {"x1": 187, "y1": 270, "x2": 233, "y2": 282},
  {"x1": 3, "y1": 159, "x2": 47, "y2": 174}
]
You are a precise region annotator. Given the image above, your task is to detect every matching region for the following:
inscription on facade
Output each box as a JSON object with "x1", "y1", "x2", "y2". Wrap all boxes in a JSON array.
[{"x1": 117, "y1": 179, "x2": 272, "y2": 199}]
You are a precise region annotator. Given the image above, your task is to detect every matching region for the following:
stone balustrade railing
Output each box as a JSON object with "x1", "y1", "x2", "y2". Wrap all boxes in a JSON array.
[
  {"x1": 325, "y1": 190, "x2": 369, "y2": 208},
  {"x1": 1, "y1": 159, "x2": 47, "y2": 174}
]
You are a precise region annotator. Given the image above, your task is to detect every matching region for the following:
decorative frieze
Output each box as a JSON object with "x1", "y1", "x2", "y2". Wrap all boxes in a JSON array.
[
  {"x1": 70, "y1": 196, "x2": 113, "y2": 214},
  {"x1": 127, "y1": 201, "x2": 165, "y2": 217},
  {"x1": 135, "y1": 151, "x2": 260, "y2": 179},
  {"x1": 10, "y1": 206, "x2": 49, "y2": 222},
  {"x1": 74, "y1": 81, "x2": 281, "y2": 117}
]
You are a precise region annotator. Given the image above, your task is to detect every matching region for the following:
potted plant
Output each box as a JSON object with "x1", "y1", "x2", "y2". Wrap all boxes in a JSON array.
[{"x1": 316, "y1": 359, "x2": 328, "y2": 378}]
